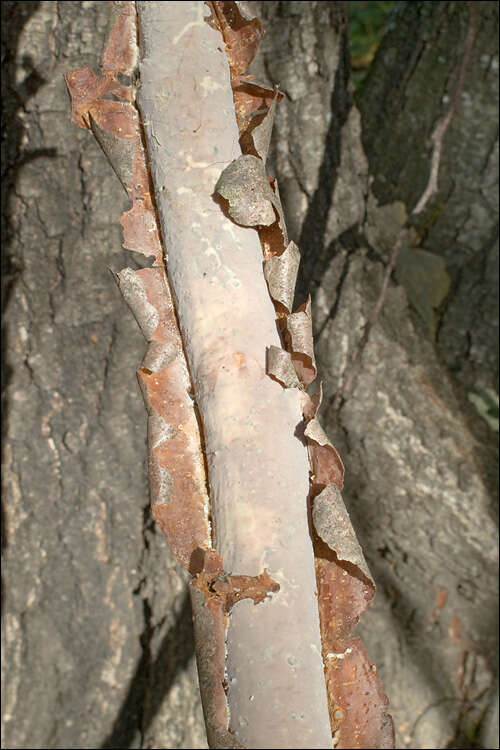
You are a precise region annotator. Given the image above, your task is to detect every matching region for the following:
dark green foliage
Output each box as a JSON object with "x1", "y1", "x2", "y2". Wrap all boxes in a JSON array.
[{"x1": 348, "y1": 1, "x2": 397, "y2": 87}]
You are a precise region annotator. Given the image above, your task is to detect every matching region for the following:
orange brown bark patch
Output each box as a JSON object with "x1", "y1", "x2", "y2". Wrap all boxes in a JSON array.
[
  {"x1": 326, "y1": 641, "x2": 394, "y2": 748},
  {"x1": 208, "y1": 1, "x2": 264, "y2": 77},
  {"x1": 194, "y1": 567, "x2": 280, "y2": 614},
  {"x1": 101, "y1": 0, "x2": 138, "y2": 74},
  {"x1": 138, "y1": 364, "x2": 211, "y2": 573},
  {"x1": 315, "y1": 548, "x2": 393, "y2": 747},
  {"x1": 65, "y1": 2, "x2": 162, "y2": 266}
]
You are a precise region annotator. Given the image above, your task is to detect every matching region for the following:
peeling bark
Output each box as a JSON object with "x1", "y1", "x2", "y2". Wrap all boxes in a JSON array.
[
  {"x1": 4, "y1": 1, "x2": 497, "y2": 748},
  {"x1": 63, "y1": 1, "x2": 394, "y2": 747},
  {"x1": 135, "y1": 3, "x2": 332, "y2": 746}
]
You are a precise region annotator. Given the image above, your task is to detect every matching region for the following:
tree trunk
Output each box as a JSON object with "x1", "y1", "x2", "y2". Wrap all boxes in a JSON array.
[
  {"x1": 135, "y1": 3, "x2": 331, "y2": 747},
  {"x1": 2, "y1": 1, "x2": 498, "y2": 749}
]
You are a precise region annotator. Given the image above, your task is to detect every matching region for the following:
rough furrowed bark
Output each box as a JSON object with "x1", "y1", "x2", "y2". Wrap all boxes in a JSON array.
[{"x1": 66, "y1": 1, "x2": 394, "y2": 747}]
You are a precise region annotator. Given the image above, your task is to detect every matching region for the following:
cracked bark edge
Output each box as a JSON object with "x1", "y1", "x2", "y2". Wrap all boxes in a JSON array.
[{"x1": 193, "y1": 558, "x2": 280, "y2": 614}]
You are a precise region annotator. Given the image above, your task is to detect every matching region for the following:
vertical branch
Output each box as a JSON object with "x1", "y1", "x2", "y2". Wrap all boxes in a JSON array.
[
  {"x1": 136, "y1": 2, "x2": 332, "y2": 748},
  {"x1": 67, "y1": 3, "x2": 395, "y2": 747}
]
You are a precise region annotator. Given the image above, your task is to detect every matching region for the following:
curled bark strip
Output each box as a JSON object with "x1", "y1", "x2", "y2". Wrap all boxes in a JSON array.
[
  {"x1": 209, "y1": 2, "x2": 393, "y2": 745},
  {"x1": 117, "y1": 265, "x2": 212, "y2": 572},
  {"x1": 65, "y1": 2, "x2": 161, "y2": 266},
  {"x1": 207, "y1": 0, "x2": 281, "y2": 154},
  {"x1": 257, "y1": 178, "x2": 289, "y2": 260},
  {"x1": 120, "y1": 202, "x2": 161, "y2": 258},
  {"x1": 326, "y1": 640, "x2": 394, "y2": 749},
  {"x1": 115, "y1": 268, "x2": 159, "y2": 340},
  {"x1": 233, "y1": 80, "x2": 283, "y2": 138},
  {"x1": 263, "y1": 240, "x2": 301, "y2": 314},
  {"x1": 304, "y1": 418, "x2": 345, "y2": 491},
  {"x1": 311, "y1": 490, "x2": 393, "y2": 747},
  {"x1": 65, "y1": 66, "x2": 133, "y2": 128},
  {"x1": 101, "y1": 0, "x2": 138, "y2": 75},
  {"x1": 301, "y1": 388, "x2": 344, "y2": 491},
  {"x1": 266, "y1": 345, "x2": 301, "y2": 388},
  {"x1": 314, "y1": 551, "x2": 393, "y2": 747},
  {"x1": 312, "y1": 484, "x2": 372, "y2": 583},
  {"x1": 139, "y1": 364, "x2": 212, "y2": 573},
  {"x1": 316, "y1": 548, "x2": 374, "y2": 647},
  {"x1": 208, "y1": 1, "x2": 264, "y2": 77},
  {"x1": 214, "y1": 154, "x2": 277, "y2": 227},
  {"x1": 301, "y1": 383, "x2": 324, "y2": 422},
  {"x1": 247, "y1": 88, "x2": 278, "y2": 163},
  {"x1": 285, "y1": 296, "x2": 317, "y2": 386},
  {"x1": 87, "y1": 98, "x2": 139, "y2": 140},
  {"x1": 88, "y1": 111, "x2": 136, "y2": 191}
]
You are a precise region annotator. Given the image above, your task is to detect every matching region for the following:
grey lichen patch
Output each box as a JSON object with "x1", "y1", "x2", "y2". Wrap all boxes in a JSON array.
[
  {"x1": 395, "y1": 245, "x2": 451, "y2": 335},
  {"x1": 214, "y1": 154, "x2": 276, "y2": 226},
  {"x1": 364, "y1": 193, "x2": 407, "y2": 259}
]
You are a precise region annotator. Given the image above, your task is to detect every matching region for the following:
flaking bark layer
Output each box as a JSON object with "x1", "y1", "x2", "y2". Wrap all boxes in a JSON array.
[
  {"x1": 66, "y1": 1, "x2": 394, "y2": 747},
  {"x1": 136, "y1": 2, "x2": 332, "y2": 747},
  {"x1": 209, "y1": 2, "x2": 394, "y2": 747}
]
